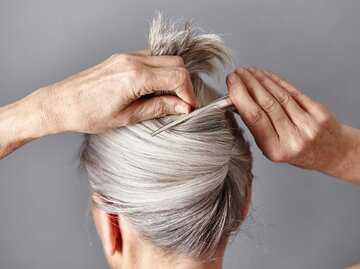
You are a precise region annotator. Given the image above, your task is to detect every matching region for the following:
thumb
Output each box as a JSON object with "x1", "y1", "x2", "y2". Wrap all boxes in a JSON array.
[{"x1": 119, "y1": 95, "x2": 191, "y2": 126}]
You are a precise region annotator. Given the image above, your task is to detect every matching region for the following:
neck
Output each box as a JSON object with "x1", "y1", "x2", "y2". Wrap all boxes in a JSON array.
[
  {"x1": 120, "y1": 243, "x2": 225, "y2": 269},
  {"x1": 113, "y1": 220, "x2": 227, "y2": 269},
  {"x1": 137, "y1": 252, "x2": 224, "y2": 269}
]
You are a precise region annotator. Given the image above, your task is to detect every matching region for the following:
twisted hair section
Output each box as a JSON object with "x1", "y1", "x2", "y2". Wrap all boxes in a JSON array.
[{"x1": 80, "y1": 13, "x2": 252, "y2": 259}]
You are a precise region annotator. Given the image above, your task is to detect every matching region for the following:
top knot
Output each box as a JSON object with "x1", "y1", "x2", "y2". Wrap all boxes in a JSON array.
[{"x1": 148, "y1": 13, "x2": 232, "y2": 106}]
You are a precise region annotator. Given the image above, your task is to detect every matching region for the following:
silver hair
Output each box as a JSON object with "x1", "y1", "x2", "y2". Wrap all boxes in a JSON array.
[{"x1": 80, "y1": 14, "x2": 253, "y2": 260}]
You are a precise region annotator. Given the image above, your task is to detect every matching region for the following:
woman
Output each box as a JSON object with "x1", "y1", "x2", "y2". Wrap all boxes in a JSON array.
[
  {"x1": 80, "y1": 15, "x2": 252, "y2": 269},
  {"x1": 1, "y1": 14, "x2": 359, "y2": 269}
]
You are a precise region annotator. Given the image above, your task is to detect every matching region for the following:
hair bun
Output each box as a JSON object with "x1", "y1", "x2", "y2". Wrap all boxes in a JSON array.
[{"x1": 149, "y1": 13, "x2": 232, "y2": 106}]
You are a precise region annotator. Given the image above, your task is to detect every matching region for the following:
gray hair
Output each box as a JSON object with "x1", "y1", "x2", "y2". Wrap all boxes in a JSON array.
[{"x1": 80, "y1": 14, "x2": 253, "y2": 260}]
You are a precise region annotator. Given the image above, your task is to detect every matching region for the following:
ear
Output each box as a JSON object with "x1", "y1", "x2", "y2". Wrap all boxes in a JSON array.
[{"x1": 91, "y1": 193, "x2": 122, "y2": 258}]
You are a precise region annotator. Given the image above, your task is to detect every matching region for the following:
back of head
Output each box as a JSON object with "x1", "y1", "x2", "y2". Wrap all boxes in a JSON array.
[{"x1": 80, "y1": 14, "x2": 253, "y2": 260}]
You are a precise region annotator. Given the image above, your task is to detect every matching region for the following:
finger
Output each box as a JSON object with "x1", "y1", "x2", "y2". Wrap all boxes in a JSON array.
[
  {"x1": 140, "y1": 55, "x2": 185, "y2": 68},
  {"x1": 226, "y1": 72, "x2": 279, "y2": 149},
  {"x1": 263, "y1": 70, "x2": 322, "y2": 115},
  {"x1": 247, "y1": 67, "x2": 309, "y2": 126},
  {"x1": 144, "y1": 66, "x2": 198, "y2": 109},
  {"x1": 119, "y1": 95, "x2": 191, "y2": 125},
  {"x1": 128, "y1": 50, "x2": 185, "y2": 68},
  {"x1": 128, "y1": 50, "x2": 151, "y2": 56},
  {"x1": 234, "y1": 67, "x2": 295, "y2": 135}
]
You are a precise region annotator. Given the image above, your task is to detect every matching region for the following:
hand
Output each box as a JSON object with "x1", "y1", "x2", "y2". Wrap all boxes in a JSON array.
[
  {"x1": 0, "y1": 50, "x2": 197, "y2": 159},
  {"x1": 226, "y1": 67, "x2": 346, "y2": 174},
  {"x1": 40, "y1": 50, "x2": 197, "y2": 134}
]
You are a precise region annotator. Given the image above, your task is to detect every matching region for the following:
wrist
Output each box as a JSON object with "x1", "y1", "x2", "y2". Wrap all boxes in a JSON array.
[
  {"x1": 35, "y1": 84, "x2": 66, "y2": 135},
  {"x1": 37, "y1": 81, "x2": 81, "y2": 134},
  {"x1": 2, "y1": 86, "x2": 65, "y2": 138},
  {"x1": 320, "y1": 124, "x2": 360, "y2": 183},
  {"x1": 0, "y1": 90, "x2": 48, "y2": 158}
]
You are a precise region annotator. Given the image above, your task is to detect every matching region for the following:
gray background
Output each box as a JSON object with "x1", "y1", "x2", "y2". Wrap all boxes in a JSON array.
[{"x1": 0, "y1": 0, "x2": 359, "y2": 268}]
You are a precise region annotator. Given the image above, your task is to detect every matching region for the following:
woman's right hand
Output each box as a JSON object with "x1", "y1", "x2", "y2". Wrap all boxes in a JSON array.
[
  {"x1": 40, "y1": 50, "x2": 197, "y2": 134},
  {"x1": 0, "y1": 50, "x2": 197, "y2": 159}
]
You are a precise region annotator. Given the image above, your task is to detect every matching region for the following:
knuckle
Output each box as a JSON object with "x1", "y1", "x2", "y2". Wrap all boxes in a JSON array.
[
  {"x1": 122, "y1": 114, "x2": 133, "y2": 126},
  {"x1": 109, "y1": 53, "x2": 121, "y2": 60},
  {"x1": 256, "y1": 73, "x2": 268, "y2": 83},
  {"x1": 132, "y1": 67, "x2": 164, "y2": 98},
  {"x1": 245, "y1": 109, "x2": 263, "y2": 126},
  {"x1": 258, "y1": 76, "x2": 268, "y2": 84},
  {"x1": 123, "y1": 85, "x2": 138, "y2": 103},
  {"x1": 124, "y1": 69, "x2": 148, "y2": 98},
  {"x1": 152, "y1": 98, "x2": 168, "y2": 118},
  {"x1": 268, "y1": 151, "x2": 286, "y2": 163},
  {"x1": 271, "y1": 75, "x2": 282, "y2": 84},
  {"x1": 320, "y1": 114, "x2": 332, "y2": 126},
  {"x1": 270, "y1": 138, "x2": 308, "y2": 163},
  {"x1": 174, "y1": 67, "x2": 190, "y2": 85},
  {"x1": 173, "y1": 56, "x2": 185, "y2": 67},
  {"x1": 290, "y1": 88, "x2": 302, "y2": 98},
  {"x1": 178, "y1": 67, "x2": 190, "y2": 80},
  {"x1": 270, "y1": 144, "x2": 301, "y2": 163},
  {"x1": 127, "y1": 62, "x2": 149, "y2": 79},
  {"x1": 302, "y1": 124, "x2": 321, "y2": 143},
  {"x1": 127, "y1": 68, "x2": 142, "y2": 80},
  {"x1": 117, "y1": 53, "x2": 132, "y2": 62},
  {"x1": 276, "y1": 90, "x2": 291, "y2": 105},
  {"x1": 306, "y1": 129, "x2": 318, "y2": 142},
  {"x1": 316, "y1": 106, "x2": 332, "y2": 124},
  {"x1": 259, "y1": 97, "x2": 278, "y2": 112},
  {"x1": 117, "y1": 54, "x2": 142, "y2": 67},
  {"x1": 316, "y1": 103, "x2": 327, "y2": 112},
  {"x1": 115, "y1": 54, "x2": 140, "y2": 71},
  {"x1": 290, "y1": 139, "x2": 307, "y2": 155}
]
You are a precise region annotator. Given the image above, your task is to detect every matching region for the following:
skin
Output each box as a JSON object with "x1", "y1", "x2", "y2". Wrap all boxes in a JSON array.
[
  {"x1": 0, "y1": 51, "x2": 359, "y2": 267},
  {"x1": 91, "y1": 193, "x2": 228, "y2": 269},
  {"x1": 226, "y1": 67, "x2": 360, "y2": 185},
  {"x1": 91, "y1": 188, "x2": 252, "y2": 269},
  {"x1": 226, "y1": 67, "x2": 360, "y2": 269},
  {"x1": 0, "y1": 50, "x2": 197, "y2": 159}
]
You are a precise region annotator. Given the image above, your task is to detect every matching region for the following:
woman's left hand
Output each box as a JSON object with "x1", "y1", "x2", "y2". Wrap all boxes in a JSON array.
[{"x1": 226, "y1": 67, "x2": 348, "y2": 176}]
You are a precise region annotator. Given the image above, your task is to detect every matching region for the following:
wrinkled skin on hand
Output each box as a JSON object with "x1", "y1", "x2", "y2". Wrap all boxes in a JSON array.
[
  {"x1": 227, "y1": 67, "x2": 360, "y2": 183},
  {"x1": 43, "y1": 50, "x2": 197, "y2": 134}
]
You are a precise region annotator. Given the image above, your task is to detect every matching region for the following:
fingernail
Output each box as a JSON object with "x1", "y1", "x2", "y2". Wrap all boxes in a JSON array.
[
  {"x1": 228, "y1": 72, "x2": 238, "y2": 84},
  {"x1": 248, "y1": 67, "x2": 256, "y2": 72},
  {"x1": 175, "y1": 104, "x2": 189, "y2": 114}
]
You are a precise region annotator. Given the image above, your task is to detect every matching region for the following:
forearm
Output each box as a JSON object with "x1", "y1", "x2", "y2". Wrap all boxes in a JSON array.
[
  {"x1": 320, "y1": 124, "x2": 360, "y2": 184},
  {"x1": 0, "y1": 87, "x2": 59, "y2": 159}
]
